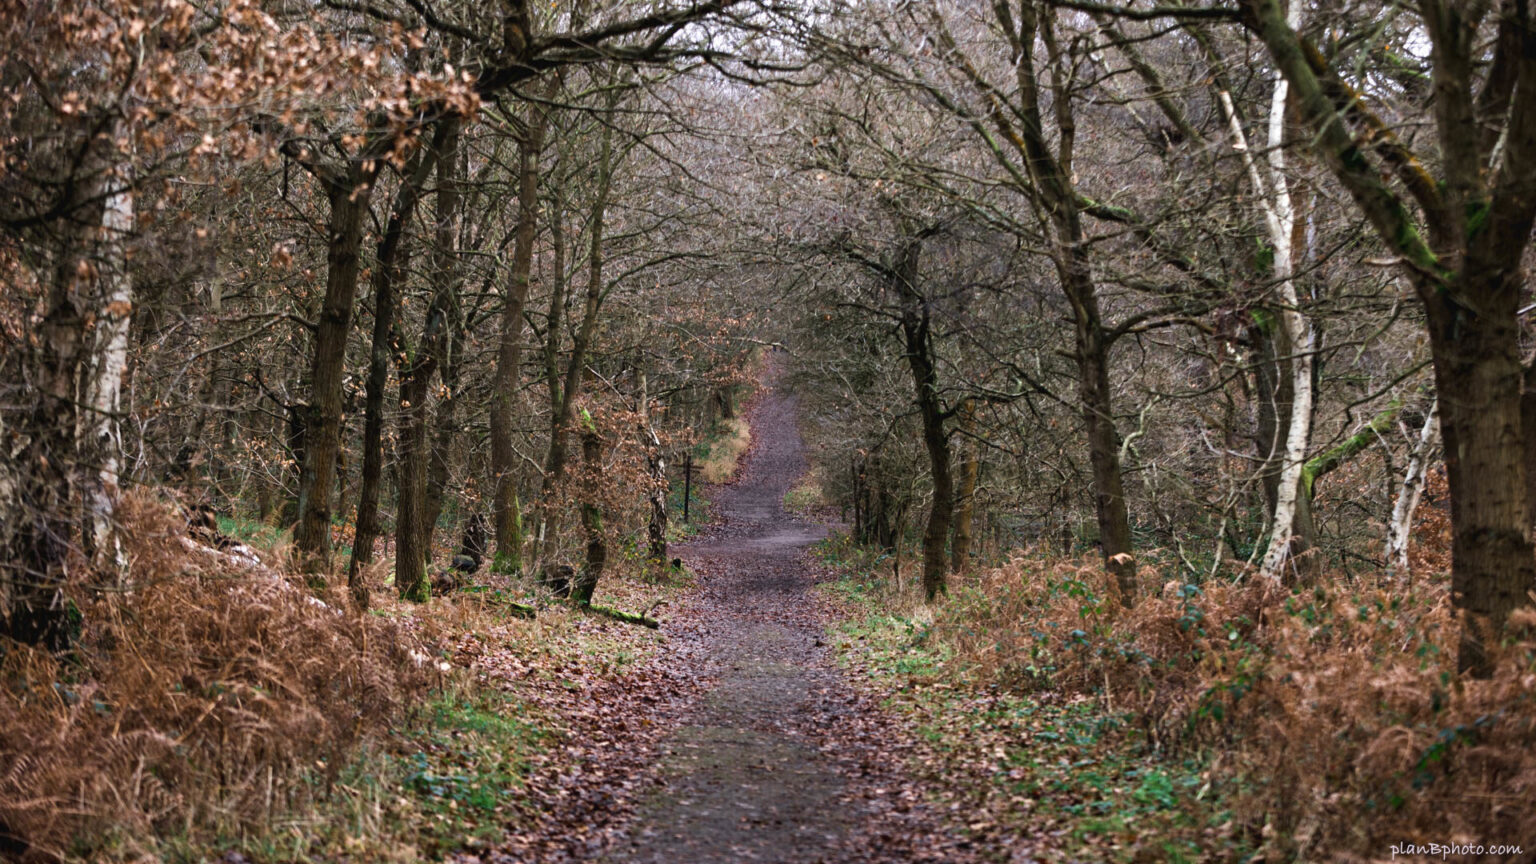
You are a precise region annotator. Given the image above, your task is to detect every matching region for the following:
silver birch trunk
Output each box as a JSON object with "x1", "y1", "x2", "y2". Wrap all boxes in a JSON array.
[
  {"x1": 1387, "y1": 400, "x2": 1439, "y2": 579},
  {"x1": 1219, "y1": 0, "x2": 1314, "y2": 581},
  {"x1": 78, "y1": 167, "x2": 134, "y2": 572}
]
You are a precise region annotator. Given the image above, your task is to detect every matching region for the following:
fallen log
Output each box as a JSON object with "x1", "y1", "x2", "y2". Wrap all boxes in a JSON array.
[
  {"x1": 503, "y1": 601, "x2": 538, "y2": 620},
  {"x1": 452, "y1": 585, "x2": 537, "y2": 619},
  {"x1": 581, "y1": 603, "x2": 660, "y2": 629}
]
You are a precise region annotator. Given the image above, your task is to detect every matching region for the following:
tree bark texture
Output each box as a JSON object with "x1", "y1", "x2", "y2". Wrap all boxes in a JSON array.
[
  {"x1": 1061, "y1": 243, "x2": 1136, "y2": 605},
  {"x1": 950, "y1": 400, "x2": 979, "y2": 574},
  {"x1": 78, "y1": 173, "x2": 133, "y2": 574},
  {"x1": 3, "y1": 145, "x2": 123, "y2": 649},
  {"x1": 537, "y1": 113, "x2": 613, "y2": 565},
  {"x1": 572, "y1": 412, "x2": 607, "y2": 607},
  {"x1": 396, "y1": 121, "x2": 461, "y2": 602},
  {"x1": 639, "y1": 371, "x2": 668, "y2": 574},
  {"x1": 1242, "y1": 0, "x2": 1536, "y2": 675},
  {"x1": 1387, "y1": 400, "x2": 1439, "y2": 579},
  {"x1": 946, "y1": 1, "x2": 1135, "y2": 602}
]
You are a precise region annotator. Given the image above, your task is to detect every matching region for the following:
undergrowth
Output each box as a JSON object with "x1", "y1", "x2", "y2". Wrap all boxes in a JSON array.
[
  {"x1": 783, "y1": 467, "x2": 829, "y2": 517},
  {"x1": 0, "y1": 492, "x2": 682, "y2": 862},
  {"x1": 695, "y1": 417, "x2": 750, "y2": 484},
  {"x1": 815, "y1": 531, "x2": 1536, "y2": 862},
  {"x1": 666, "y1": 485, "x2": 712, "y2": 542}
]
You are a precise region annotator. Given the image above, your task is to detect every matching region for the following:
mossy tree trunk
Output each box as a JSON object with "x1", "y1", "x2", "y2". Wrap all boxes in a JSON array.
[
  {"x1": 489, "y1": 89, "x2": 552, "y2": 575},
  {"x1": 572, "y1": 411, "x2": 607, "y2": 607},
  {"x1": 537, "y1": 96, "x2": 615, "y2": 566},
  {"x1": 1242, "y1": 0, "x2": 1536, "y2": 675}
]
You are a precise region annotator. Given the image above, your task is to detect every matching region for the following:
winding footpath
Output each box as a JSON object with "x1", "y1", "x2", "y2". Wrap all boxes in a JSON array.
[
  {"x1": 612, "y1": 365, "x2": 851, "y2": 863},
  {"x1": 479, "y1": 359, "x2": 981, "y2": 864}
]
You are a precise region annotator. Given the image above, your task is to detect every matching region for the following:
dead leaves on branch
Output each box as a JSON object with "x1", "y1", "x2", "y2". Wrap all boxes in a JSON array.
[{"x1": 2, "y1": 0, "x2": 481, "y2": 186}]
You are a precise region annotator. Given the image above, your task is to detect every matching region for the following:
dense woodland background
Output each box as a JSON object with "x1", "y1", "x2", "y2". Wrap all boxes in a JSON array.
[{"x1": 1, "y1": 0, "x2": 1535, "y2": 860}]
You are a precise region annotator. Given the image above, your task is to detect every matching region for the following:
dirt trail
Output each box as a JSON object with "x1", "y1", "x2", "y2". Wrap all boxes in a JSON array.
[{"x1": 607, "y1": 359, "x2": 977, "y2": 864}]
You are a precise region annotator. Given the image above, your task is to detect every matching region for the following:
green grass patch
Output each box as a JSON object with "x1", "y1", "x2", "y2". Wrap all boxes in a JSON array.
[
  {"x1": 216, "y1": 514, "x2": 287, "y2": 549},
  {"x1": 389, "y1": 690, "x2": 547, "y2": 854}
]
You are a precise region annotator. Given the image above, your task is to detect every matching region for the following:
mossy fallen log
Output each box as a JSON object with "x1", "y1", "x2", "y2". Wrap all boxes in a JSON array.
[
  {"x1": 580, "y1": 603, "x2": 660, "y2": 629},
  {"x1": 451, "y1": 585, "x2": 536, "y2": 619}
]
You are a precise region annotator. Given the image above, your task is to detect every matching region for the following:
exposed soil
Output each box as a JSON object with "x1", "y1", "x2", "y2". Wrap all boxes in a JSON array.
[{"x1": 470, "y1": 358, "x2": 985, "y2": 863}]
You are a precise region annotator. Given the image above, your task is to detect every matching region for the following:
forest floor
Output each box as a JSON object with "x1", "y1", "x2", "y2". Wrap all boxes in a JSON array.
[{"x1": 459, "y1": 360, "x2": 989, "y2": 864}]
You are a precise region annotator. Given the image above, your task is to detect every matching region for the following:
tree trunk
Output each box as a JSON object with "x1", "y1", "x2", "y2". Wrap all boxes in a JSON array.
[
  {"x1": 714, "y1": 387, "x2": 736, "y2": 420},
  {"x1": 1387, "y1": 399, "x2": 1439, "y2": 579},
  {"x1": 78, "y1": 174, "x2": 134, "y2": 574},
  {"x1": 1239, "y1": 0, "x2": 1536, "y2": 677},
  {"x1": 423, "y1": 205, "x2": 470, "y2": 557},
  {"x1": 572, "y1": 412, "x2": 607, "y2": 607},
  {"x1": 396, "y1": 362, "x2": 434, "y2": 601},
  {"x1": 1429, "y1": 302, "x2": 1534, "y2": 676},
  {"x1": 2, "y1": 150, "x2": 119, "y2": 649},
  {"x1": 1251, "y1": 312, "x2": 1292, "y2": 530},
  {"x1": 859, "y1": 454, "x2": 903, "y2": 551},
  {"x1": 1523, "y1": 362, "x2": 1536, "y2": 536},
  {"x1": 489, "y1": 96, "x2": 551, "y2": 574},
  {"x1": 535, "y1": 185, "x2": 569, "y2": 564},
  {"x1": 537, "y1": 112, "x2": 613, "y2": 565},
  {"x1": 1217, "y1": 42, "x2": 1317, "y2": 584},
  {"x1": 951, "y1": 400, "x2": 979, "y2": 574},
  {"x1": 396, "y1": 121, "x2": 461, "y2": 602},
  {"x1": 1060, "y1": 243, "x2": 1136, "y2": 605},
  {"x1": 423, "y1": 332, "x2": 462, "y2": 556},
  {"x1": 7, "y1": 290, "x2": 86, "y2": 648},
  {"x1": 294, "y1": 169, "x2": 376, "y2": 567},
  {"x1": 639, "y1": 371, "x2": 668, "y2": 575},
  {"x1": 348, "y1": 143, "x2": 440, "y2": 601},
  {"x1": 458, "y1": 512, "x2": 489, "y2": 570},
  {"x1": 851, "y1": 457, "x2": 863, "y2": 539},
  {"x1": 976, "y1": 1, "x2": 1136, "y2": 602},
  {"x1": 280, "y1": 397, "x2": 308, "y2": 528},
  {"x1": 1260, "y1": 308, "x2": 1316, "y2": 582},
  {"x1": 892, "y1": 239, "x2": 952, "y2": 601}
]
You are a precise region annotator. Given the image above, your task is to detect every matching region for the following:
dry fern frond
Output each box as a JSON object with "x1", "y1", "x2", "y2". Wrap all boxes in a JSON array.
[
  {"x1": 0, "y1": 491, "x2": 434, "y2": 859},
  {"x1": 923, "y1": 543, "x2": 1536, "y2": 859}
]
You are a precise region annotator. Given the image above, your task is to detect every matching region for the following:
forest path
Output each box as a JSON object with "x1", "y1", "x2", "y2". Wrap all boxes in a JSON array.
[{"x1": 605, "y1": 357, "x2": 978, "y2": 864}]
